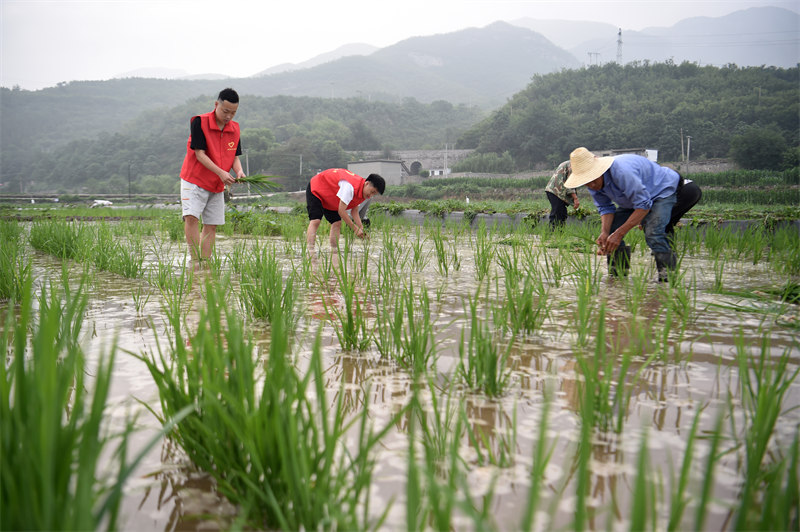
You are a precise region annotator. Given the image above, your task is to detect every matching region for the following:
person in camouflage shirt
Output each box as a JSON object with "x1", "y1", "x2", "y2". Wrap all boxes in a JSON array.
[{"x1": 545, "y1": 160, "x2": 580, "y2": 227}]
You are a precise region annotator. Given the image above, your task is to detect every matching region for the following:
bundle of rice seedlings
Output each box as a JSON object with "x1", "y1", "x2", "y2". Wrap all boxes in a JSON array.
[{"x1": 234, "y1": 174, "x2": 282, "y2": 193}]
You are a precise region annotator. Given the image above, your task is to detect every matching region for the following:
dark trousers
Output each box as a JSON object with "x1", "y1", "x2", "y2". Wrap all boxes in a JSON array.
[
  {"x1": 666, "y1": 180, "x2": 702, "y2": 237},
  {"x1": 546, "y1": 192, "x2": 568, "y2": 227}
]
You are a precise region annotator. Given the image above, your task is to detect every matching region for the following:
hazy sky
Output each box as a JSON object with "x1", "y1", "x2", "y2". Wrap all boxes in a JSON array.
[{"x1": 1, "y1": 0, "x2": 797, "y2": 90}]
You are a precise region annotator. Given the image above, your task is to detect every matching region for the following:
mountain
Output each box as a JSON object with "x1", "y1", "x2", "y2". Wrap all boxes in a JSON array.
[
  {"x1": 253, "y1": 43, "x2": 379, "y2": 76},
  {"x1": 1, "y1": 7, "x2": 797, "y2": 169},
  {"x1": 565, "y1": 7, "x2": 800, "y2": 67}
]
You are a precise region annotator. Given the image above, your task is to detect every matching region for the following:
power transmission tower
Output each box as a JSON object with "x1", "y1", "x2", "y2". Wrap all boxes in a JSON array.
[{"x1": 617, "y1": 28, "x2": 623, "y2": 64}]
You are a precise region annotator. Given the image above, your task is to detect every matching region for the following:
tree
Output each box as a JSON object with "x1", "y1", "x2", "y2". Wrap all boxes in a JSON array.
[{"x1": 729, "y1": 127, "x2": 788, "y2": 170}]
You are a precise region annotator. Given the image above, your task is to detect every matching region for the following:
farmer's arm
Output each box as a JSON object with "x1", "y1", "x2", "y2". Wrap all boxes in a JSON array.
[
  {"x1": 194, "y1": 149, "x2": 237, "y2": 185},
  {"x1": 338, "y1": 201, "x2": 366, "y2": 238},
  {"x1": 598, "y1": 209, "x2": 649, "y2": 255}
]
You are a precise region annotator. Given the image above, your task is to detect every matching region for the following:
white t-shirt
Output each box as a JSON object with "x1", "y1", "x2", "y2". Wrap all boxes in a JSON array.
[{"x1": 336, "y1": 180, "x2": 355, "y2": 207}]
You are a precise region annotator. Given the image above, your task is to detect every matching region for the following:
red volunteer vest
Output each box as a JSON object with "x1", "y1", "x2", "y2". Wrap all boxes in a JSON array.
[
  {"x1": 179, "y1": 111, "x2": 240, "y2": 193},
  {"x1": 309, "y1": 169, "x2": 366, "y2": 211}
]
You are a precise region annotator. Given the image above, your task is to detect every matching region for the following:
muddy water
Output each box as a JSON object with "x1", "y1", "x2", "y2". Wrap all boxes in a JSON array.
[{"x1": 19, "y1": 227, "x2": 800, "y2": 531}]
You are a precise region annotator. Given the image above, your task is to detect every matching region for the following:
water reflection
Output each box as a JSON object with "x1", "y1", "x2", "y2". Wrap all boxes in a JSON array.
[{"x1": 13, "y1": 223, "x2": 800, "y2": 531}]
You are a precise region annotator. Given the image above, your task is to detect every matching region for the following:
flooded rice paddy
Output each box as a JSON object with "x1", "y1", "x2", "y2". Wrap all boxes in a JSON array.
[{"x1": 7, "y1": 215, "x2": 800, "y2": 531}]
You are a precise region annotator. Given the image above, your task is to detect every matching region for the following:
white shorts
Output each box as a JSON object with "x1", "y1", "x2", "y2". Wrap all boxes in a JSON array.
[{"x1": 181, "y1": 180, "x2": 225, "y2": 226}]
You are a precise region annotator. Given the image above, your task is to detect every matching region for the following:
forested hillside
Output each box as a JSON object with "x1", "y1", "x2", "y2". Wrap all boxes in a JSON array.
[
  {"x1": 9, "y1": 95, "x2": 482, "y2": 194},
  {"x1": 457, "y1": 62, "x2": 799, "y2": 169}
]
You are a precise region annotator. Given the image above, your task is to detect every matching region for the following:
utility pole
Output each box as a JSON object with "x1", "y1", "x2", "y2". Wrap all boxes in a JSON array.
[
  {"x1": 686, "y1": 136, "x2": 692, "y2": 175},
  {"x1": 128, "y1": 162, "x2": 132, "y2": 201},
  {"x1": 616, "y1": 29, "x2": 623, "y2": 64},
  {"x1": 588, "y1": 52, "x2": 601, "y2": 65}
]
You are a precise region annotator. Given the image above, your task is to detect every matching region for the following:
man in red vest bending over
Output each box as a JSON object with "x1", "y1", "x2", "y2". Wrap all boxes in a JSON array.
[
  {"x1": 179, "y1": 88, "x2": 246, "y2": 261},
  {"x1": 306, "y1": 168, "x2": 385, "y2": 251}
]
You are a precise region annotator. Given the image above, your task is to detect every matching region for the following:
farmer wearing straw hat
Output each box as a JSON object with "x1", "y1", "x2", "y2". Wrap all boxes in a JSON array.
[{"x1": 564, "y1": 147, "x2": 700, "y2": 281}]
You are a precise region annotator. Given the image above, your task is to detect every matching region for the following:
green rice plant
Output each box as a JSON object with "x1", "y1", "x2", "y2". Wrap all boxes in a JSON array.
[
  {"x1": 406, "y1": 389, "x2": 494, "y2": 532},
  {"x1": 666, "y1": 409, "x2": 703, "y2": 531},
  {"x1": 325, "y1": 246, "x2": 372, "y2": 351},
  {"x1": 412, "y1": 377, "x2": 465, "y2": 464},
  {"x1": 458, "y1": 289, "x2": 512, "y2": 396},
  {"x1": 574, "y1": 303, "x2": 639, "y2": 433},
  {"x1": 693, "y1": 412, "x2": 724, "y2": 531},
  {"x1": 630, "y1": 430, "x2": 658, "y2": 532},
  {"x1": 731, "y1": 331, "x2": 800, "y2": 530},
  {"x1": 755, "y1": 430, "x2": 799, "y2": 531},
  {"x1": 520, "y1": 394, "x2": 556, "y2": 532},
  {"x1": 464, "y1": 402, "x2": 517, "y2": 468},
  {"x1": 293, "y1": 240, "x2": 314, "y2": 287},
  {"x1": 93, "y1": 224, "x2": 147, "y2": 278},
  {"x1": 131, "y1": 281, "x2": 153, "y2": 314},
  {"x1": 0, "y1": 277, "x2": 182, "y2": 531},
  {"x1": 492, "y1": 264, "x2": 550, "y2": 337},
  {"x1": 137, "y1": 281, "x2": 397, "y2": 530},
  {"x1": 234, "y1": 173, "x2": 281, "y2": 194},
  {"x1": 29, "y1": 219, "x2": 91, "y2": 261},
  {"x1": 376, "y1": 232, "x2": 406, "y2": 294},
  {"x1": 0, "y1": 221, "x2": 30, "y2": 301},
  {"x1": 711, "y1": 256, "x2": 725, "y2": 292},
  {"x1": 376, "y1": 278, "x2": 437, "y2": 372},
  {"x1": 238, "y1": 242, "x2": 297, "y2": 332},
  {"x1": 430, "y1": 227, "x2": 450, "y2": 276},
  {"x1": 769, "y1": 226, "x2": 800, "y2": 275},
  {"x1": 159, "y1": 214, "x2": 184, "y2": 242},
  {"x1": 156, "y1": 258, "x2": 194, "y2": 330},
  {"x1": 472, "y1": 223, "x2": 495, "y2": 282},
  {"x1": 410, "y1": 227, "x2": 429, "y2": 271},
  {"x1": 573, "y1": 275, "x2": 596, "y2": 348}
]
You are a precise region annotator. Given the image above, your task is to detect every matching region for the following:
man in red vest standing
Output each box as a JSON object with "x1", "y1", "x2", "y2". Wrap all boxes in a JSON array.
[
  {"x1": 179, "y1": 88, "x2": 246, "y2": 262},
  {"x1": 306, "y1": 168, "x2": 385, "y2": 251}
]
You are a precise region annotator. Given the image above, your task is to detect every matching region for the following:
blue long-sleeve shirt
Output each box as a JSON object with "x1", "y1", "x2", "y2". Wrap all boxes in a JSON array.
[{"x1": 589, "y1": 154, "x2": 680, "y2": 215}]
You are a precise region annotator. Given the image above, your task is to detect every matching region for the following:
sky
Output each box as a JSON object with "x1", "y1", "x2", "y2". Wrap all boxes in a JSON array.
[{"x1": 1, "y1": 0, "x2": 797, "y2": 90}]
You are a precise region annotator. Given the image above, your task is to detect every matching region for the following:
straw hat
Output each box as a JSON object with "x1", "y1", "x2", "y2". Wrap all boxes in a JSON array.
[{"x1": 563, "y1": 147, "x2": 614, "y2": 188}]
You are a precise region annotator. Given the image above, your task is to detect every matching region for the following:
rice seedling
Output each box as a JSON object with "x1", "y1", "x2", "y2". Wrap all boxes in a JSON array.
[
  {"x1": 131, "y1": 281, "x2": 153, "y2": 314},
  {"x1": 491, "y1": 257, "x2": 549, "y2": 337},
  {"x1": 573, "y1": 275, "x2": 596, "y2": 348},
  {"x1": 430, "y1": 227, "x2": 451, "y2": 276},
  {"x1": 464, "y1": 402, "x2": 518, "y2": 468},
  {"x1": 459, "y1": 289, "x2": 512, "y2": 396},
  {"x1": 0, "y1": 220, "x2": 30, "y2": 301},
  {"x1": 156, "y1": 258, "x2": 194, "y2": 330},
  {"x1": 630, "y1": 430, "x2": 658, "y2": 532},
  {"x1": 410, "y1": 227, "x2": 430, "y2": 271},
  {"x1": 136, "y1": 281, "x2": 399, "y2": 530},
  {"x1": 159, "y1": 214, "x2": 185, "y2": 242},
  {"x1": 238, "y1": 242, "x2": 297, "y2": 332},
  {"x1": 233, "y1": 173, "x2": 281, "y2": 194},
  {"x1": 731, "y1": 331, "x2": 800, "y2": 530},
  {"x1": 29, "y1": 218, "x2": 91, "y2": 261},
  {"x1": 376, "y1": 278, "x2": 437, "y2": 372},
  {"x1": 666, "y1": 408, "x2": 703, "y2": 531},
  {"x1": 520, "y1": 394, "x2": 556, "y2": 532},
  {"x1": 769, "y1": 225, "x2": 800, "y2": 275},
  {"x1": 412, "y1": 377, "x2": 465, "y2": 464},
  {"x1": 472, "y1": 223, "x2": 495, "y2": 282},
  {"x1": 93, "y1": 224, "x2": 147, "y2": 278},
  {"x1": 693, "y1": 412, "x2": 725, "y2": 531},
  {"x1": 0, "y1": 276, "x2": 183, "y2": 531},
  {"x1": 406, "y1": 389, "x2": 494, "y2": 532},
  {"x1": 325, "y1": 246, "x2": 372, "y2": 351}
]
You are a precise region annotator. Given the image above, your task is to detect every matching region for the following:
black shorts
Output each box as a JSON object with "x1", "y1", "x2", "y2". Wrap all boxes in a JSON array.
[{"x1": 306, "y1": 184, "x2": 341, "y2": 224}]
